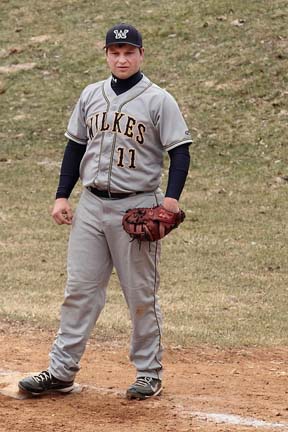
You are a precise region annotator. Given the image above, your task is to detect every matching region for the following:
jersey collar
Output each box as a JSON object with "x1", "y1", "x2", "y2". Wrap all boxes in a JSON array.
[{"x1": 103, "y1": 74, "x2": 152, "y2": 106}]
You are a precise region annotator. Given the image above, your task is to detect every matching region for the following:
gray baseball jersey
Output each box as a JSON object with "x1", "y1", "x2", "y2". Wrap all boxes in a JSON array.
[{"x1": 65, "y1": 74, "x2": 192, "y2": 193}]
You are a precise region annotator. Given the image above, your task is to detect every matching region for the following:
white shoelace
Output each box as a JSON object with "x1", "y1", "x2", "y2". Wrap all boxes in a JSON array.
[
  {"x1": 134, "y1": 377, "x2": 153, "y2": 387},
  {"x1": 32, "y1": 371, "x2": 52, "y2": 383}
]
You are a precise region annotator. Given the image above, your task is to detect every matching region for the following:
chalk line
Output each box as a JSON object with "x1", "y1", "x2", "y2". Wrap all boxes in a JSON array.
[{"x1": 189, "y1": 411, "x2": 288, "y2": 429}]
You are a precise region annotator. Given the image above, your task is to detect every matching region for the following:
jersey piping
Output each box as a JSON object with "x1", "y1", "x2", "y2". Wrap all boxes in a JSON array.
[
  {"x1": 93, "y1": 85, "x2": 111, "y2": 185},
  {"x1": 65, "y1": 131, "x2": 87, "y2": 145},
  {"x1": 165, "y1": 138, "x2": 192, "y2": 151}
]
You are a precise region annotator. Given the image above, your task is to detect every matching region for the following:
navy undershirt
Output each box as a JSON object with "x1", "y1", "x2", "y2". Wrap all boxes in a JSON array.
[
  {"x1": 111, "y1": 71, "x2": 143, "y2": 95},
  {"x1": 56, "y1": 72, "x2": 190, "y2": 200}
]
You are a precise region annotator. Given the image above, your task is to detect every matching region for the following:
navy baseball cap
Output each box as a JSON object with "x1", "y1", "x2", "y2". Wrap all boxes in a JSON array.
[{"x1": 105, "y1": 23, "x2": 142, "y2": 48}]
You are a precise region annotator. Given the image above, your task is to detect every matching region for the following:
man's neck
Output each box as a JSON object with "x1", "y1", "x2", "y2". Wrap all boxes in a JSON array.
[{"x1": 111, "y1": 71, "x2": 143, "y2": 95}]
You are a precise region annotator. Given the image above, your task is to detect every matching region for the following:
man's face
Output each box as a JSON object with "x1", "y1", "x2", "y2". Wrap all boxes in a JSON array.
[{"x1": 106, "y1": 44, "x2": 144, "y2": 79}]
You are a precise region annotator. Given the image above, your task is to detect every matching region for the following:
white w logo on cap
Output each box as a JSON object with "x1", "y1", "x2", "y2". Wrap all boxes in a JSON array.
[{"x1": 114, "y1": 29, "x2": 129, "y2": 39}]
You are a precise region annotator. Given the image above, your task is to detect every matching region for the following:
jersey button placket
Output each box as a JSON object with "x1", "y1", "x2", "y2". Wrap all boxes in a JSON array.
[
  {"x1": 107, "y1": 105, "x2": 120, "y2": 194},
  {"x1": 94, "y1": 104, "x2": 111, "y2": 189}
]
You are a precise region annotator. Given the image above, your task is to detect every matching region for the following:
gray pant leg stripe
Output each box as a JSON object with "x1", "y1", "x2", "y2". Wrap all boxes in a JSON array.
[
  {"x1": 152, "y1": 239, "x2": 163, "y2": 376},
  {"x1": 152, "y1": 190, "x2": 162, "y2": 378}
]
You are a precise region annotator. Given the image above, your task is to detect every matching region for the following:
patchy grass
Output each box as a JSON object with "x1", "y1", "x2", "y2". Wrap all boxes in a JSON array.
[{"x1": 0, "y1": 0, "x2": 288, "y2": 347}]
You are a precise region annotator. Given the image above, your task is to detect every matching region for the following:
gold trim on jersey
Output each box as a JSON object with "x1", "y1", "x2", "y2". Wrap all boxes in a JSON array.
[
  {"x1": 64, "y1": 131, "x2": 87, "y2": 145},
  {"x1": 165, "y1": 138, "x2": 193, "y2": 151},
  {"x1": 86, "y1": 111, "x2": 146, "y2": 144}
]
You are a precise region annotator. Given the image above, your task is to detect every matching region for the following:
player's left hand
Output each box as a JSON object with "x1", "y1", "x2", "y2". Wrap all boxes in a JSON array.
[
  {"x1": 162, "y1": 197, "x2": 179, "y2": 213},
  {"x1": 160, "y1": 197, "x2": 180, "y2": 238}
]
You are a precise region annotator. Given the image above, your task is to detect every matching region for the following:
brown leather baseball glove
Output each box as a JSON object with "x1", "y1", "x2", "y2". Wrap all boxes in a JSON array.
[{"x1": 122, "y1": 205, "x2": 185, "y2": 242}]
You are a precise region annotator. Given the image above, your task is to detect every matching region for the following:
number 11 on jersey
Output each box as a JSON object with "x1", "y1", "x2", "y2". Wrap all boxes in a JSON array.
[{"x1": 117, "y1": 147, "x2": 136, "y2": 169}]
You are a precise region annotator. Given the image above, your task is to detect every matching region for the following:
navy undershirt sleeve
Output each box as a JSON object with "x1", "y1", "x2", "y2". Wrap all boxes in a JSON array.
[
  {"x1": 55, "y1": 140, "x2": 86, "y2": 199},
  {"x1": 165, "y1": 144, "x2": 191, "y2": 200}
]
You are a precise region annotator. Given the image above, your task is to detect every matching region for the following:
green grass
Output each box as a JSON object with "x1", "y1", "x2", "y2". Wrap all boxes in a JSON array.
[{"x1": 1, "y1": 0, "x2": 288, "y2": 347}]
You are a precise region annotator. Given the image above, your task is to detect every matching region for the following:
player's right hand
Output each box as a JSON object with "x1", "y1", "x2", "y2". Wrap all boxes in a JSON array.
[{"x1": 51, "y1": 198, "x2": 73, "y2": 225}]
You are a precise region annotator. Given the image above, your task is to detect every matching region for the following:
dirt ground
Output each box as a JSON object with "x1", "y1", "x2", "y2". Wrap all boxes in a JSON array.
[{"x1": 0, "y1": 324, "x2": 288, "y2": 432}]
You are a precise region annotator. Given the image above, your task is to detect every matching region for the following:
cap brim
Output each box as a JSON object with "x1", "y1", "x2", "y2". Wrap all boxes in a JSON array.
[{"x1": 104, "y1": 42, "x2": 142, "y2": 49}]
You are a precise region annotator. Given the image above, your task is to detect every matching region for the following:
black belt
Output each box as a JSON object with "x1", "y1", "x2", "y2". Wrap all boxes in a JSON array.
[{"x1": 87, "y1": 186, "x2": 144, "y2": 199}]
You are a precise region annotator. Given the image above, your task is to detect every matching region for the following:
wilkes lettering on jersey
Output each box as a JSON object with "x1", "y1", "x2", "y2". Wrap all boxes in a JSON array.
[{"x1": 87, "y1": 111, "x2": 146, "y2": 144}]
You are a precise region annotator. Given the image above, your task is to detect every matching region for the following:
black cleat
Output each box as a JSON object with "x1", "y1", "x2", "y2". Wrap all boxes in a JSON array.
[
  {"x1": 126, "y1": 377, "x2": 162, "y2": 400},
  {"x1": 18, "y1": 370, "x2": 74, "y2": 395}
]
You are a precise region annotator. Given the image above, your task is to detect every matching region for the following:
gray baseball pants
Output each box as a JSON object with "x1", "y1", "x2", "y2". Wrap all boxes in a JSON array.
[{"x1": 48, "y1": 187, "x2": 164, "y2": 382}]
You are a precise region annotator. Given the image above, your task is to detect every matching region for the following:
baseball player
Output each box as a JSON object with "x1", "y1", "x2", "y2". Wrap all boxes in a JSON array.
[{"x1": 18, "y1": 23, "x2": 192, "y2": 400}]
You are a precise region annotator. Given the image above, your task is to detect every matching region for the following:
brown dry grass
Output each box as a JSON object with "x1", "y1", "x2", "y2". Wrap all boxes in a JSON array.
[{"x1": 0, "y1": 0, "x2": 288, "y2": 347}]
